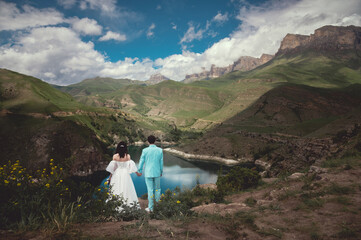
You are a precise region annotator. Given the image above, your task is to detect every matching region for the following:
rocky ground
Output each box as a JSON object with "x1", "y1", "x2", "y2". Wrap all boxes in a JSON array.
[{"x1": 2, "y1": 157, "x2": 361, "y2": 240}]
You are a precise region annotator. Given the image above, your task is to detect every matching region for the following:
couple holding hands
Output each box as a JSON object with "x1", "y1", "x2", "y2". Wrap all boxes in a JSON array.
[{"x1": 105, "y1": 135, "x2": 163, "y2": 212}]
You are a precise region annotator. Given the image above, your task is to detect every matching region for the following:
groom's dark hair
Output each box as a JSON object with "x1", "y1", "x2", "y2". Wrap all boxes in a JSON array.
[{"x1": 148, "y1": 135, "x2": 156, "y2": 144}]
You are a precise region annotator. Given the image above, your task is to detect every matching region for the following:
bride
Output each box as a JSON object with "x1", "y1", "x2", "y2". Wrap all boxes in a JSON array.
[{"x1": 106, "y1": 141, "x2": 141, "y2": 209}]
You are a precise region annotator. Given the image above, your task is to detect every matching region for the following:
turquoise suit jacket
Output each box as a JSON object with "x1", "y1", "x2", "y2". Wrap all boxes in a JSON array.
[{"x1": 138, "y1": 144, "x2": 163, "y2": 178}]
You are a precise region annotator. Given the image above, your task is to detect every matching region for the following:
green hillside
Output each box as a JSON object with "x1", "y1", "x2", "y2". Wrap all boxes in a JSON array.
[
  {"x1": 180, "y1": 83, "x2": 361, "y2": 175},
  {"x1": 0, "y1": 69, "x2": 86, "y2": 114},
  {"x1": 55, "y1": 52, "x2": 361, "y2": 137},
  {"x1": 0, "y1": 69, "x2": 147, "y2": 173},
  {"x1": 53, "y1": 76, "x2": 144, "y2": 97},
  {"x1": 245, "y1": 51, "x2": 361, "y2": 88}
]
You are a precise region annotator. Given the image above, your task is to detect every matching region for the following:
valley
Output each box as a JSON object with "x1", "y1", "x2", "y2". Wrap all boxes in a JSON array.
[
  {"x1": 1, "y1": 0, "x2": 361, "y2": 238},
  {"x1": 1, "y1": 25, "x2": 361, "y2": 177}
]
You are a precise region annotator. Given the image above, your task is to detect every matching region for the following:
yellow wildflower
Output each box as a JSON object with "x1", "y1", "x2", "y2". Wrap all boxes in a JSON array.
[
  {"x1": 17, "y1": 183, "x2": 21, "y2": 186},
  {"x1": 177, "y1": 200, "x2": 181, "y2": 204},
  {"x1": 77, "y1": 204, "x2": 81, "y2": 207},
  {"x1": 45, "y1": 183, "x2": 50, "y2": 188},
  {"x1": 65, "y1": 188, "x2": 69, "y2": 191},
  {"x1": 60, "y1": 180, "x2": 63, "y2": 183},
  {"x1": 50, "y1": 172, "x2": 54, "y2": 175},
  {"x1": 4, "y1": 180, "x2": 9, "y2": 184},
  {"x1": 97, "y1": 188, "x2": 101, "y2": 191}
]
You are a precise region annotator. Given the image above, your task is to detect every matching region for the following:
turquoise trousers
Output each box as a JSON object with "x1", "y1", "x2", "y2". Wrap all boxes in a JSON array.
[{"x1": 145, "y1": 177, "x2": 161, "y2": 210}]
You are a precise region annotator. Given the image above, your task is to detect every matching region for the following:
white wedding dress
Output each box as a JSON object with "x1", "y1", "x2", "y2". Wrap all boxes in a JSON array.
[{"x1": 106, "y1": 160, "x2": 139, "y2": 209}]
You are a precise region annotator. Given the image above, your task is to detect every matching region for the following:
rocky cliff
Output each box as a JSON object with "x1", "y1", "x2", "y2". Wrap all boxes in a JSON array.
[
  {"x1": 183, "y1": 54, "x2": 273, "y2": 83},
  {"x1": 146, "y1": 73, "x2": 170, "y2": 85},
  {"x1": 277, "y1": 25, "x2": 361, "y2": 55}
]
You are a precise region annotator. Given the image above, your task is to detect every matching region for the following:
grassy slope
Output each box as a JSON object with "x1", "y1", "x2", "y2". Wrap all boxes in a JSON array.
[
  {"x1": 246, "y1": 52, "x2": 361, "y2": 87},
  {"x1": 0, "y1": 69, "x2": 94, "y2": 114},
  {"x1": 53, "y1": 77, "x2": 144, "y2": 97},
  {"x1": 52, "y1": 50, "x2": 361, "y2": 138},
  {"x1": 0, "y1": 69, "x2": 147, "y2": 168}
]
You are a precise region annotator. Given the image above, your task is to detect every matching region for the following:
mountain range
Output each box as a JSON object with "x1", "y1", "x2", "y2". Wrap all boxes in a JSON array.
[
  {"x1": 1, "y1": 25, "x2": 361, "y2": 176},
  {"x1": 183, "y1": 54, "x2": 274, "y2": 83}
]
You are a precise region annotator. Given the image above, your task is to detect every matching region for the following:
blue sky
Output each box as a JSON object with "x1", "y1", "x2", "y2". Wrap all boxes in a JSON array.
[{"x1": 0, "y1": 0, "x2": 361, "y2": 85}]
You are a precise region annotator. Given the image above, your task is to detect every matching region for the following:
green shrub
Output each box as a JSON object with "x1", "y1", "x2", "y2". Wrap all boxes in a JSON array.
[
  {"x1": 191, "y1": 184, "x2": 225, "y2": 204},
  {"x1": 216, "y1": 167, "x2": 261, "y2": 193},
  {"x1": 152, "y1": 189, "x2": 194, "y2": 219}
]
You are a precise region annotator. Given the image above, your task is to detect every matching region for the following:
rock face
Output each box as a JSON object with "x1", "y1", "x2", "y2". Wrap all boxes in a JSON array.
[
  {"x1": 277, "y1": 25, "x2": 361, "y2": 55},
  {"x1": 146, "y1": 73, "x2": 170, "y2": 85},
  {"x1": 183, "y1": 54, "x2": 274, "y2": 83}
]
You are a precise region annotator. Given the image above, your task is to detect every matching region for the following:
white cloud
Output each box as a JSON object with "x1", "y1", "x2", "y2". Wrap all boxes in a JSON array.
[
  {"x1": 170, "y1": 0, "x2": 361, "y2": 80},
  {"x1": 99, "y1": 31, "x2": 127, "y2": 41},
  {"x1": 1, "y1": 0, "x2": 361, "y2": 85},
  {"x1": 79, "y1": 0, "x2": 117, "y2": 15},
  {"x1": 180, "y1": 14, "x2": 223, "y2": 48},
  {"x1": 171, "y1": 23, "x2": 177, "y2": 30},
  {"x1": 225, "y1": 0, "x2": 361, "y2": 59},
  {"x1": 213, "y1": 12, "x2": 229, "y2": 23},
  {"x1": 70, "y1": 17, "x2": 102, "y2": 35},
  {"x1": 180, "y1": 23, "x2": 205, "y2": 44},
  {"x1": 147, "y1": 23, "x2": 156, "y2": 38},
  {"x1": 156, "y1": 5, "x2": 162, "y2": 10},
  {"x1": 100, "y1": 57, "x2": 156, "y2": 81},
  {"x1": 0, "y1": 27, "x2": 105, "y2": 85},
  {"x1": 57, "y1": 0, "x2": 76, "y2": 9},
  {"x1": 0, "y1": 1, "x2": 64, "y2": 31}
]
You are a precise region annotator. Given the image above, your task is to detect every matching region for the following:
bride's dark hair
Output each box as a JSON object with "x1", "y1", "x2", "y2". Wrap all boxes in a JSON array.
[{"x1": 115, "y1": 141, "x2": 128, "y2": 158}]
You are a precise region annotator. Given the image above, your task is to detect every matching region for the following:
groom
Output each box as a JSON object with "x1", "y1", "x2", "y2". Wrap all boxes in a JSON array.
[{"x1": 138, "y1": 135, "x2": 163, "y2": 212}]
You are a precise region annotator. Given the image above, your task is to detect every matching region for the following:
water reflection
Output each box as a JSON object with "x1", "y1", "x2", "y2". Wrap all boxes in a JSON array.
[{"x1": 128, "y1": 146, "x2": 220, "y2": 197}]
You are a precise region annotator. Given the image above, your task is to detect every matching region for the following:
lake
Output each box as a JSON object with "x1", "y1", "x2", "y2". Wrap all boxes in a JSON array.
[{"x1": 128, "y1": 145, "x2": 221, "y2": 197}]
